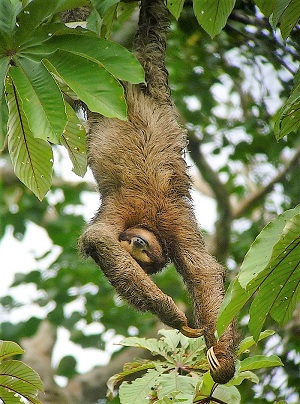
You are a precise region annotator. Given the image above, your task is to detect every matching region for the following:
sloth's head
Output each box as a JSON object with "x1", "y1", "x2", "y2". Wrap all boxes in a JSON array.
[{"x1": 119, "y1": 227, "x2": 167, "y2": 274}]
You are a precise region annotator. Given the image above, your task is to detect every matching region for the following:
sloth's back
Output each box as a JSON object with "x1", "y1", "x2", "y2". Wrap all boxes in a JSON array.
[{"x1": 87, "y1": 87, "x2": 191, "y2": 198}]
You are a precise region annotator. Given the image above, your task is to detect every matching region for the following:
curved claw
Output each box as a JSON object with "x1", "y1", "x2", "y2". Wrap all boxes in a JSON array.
[
  {"x1": 207, "y1": 346, "x2": 220, "y2": 371},
  {"x1": 180, "y1": 325, "x2": 204, "y2": 338}
]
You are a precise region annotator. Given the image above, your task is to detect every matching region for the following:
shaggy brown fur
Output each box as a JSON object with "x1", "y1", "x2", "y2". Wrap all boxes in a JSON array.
[{"x1": 80, "y1": 0, "x2": 236, "y2": 384}]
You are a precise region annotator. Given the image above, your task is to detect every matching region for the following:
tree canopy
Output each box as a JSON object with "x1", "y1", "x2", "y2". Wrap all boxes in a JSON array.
[{"x1": 0, "y1": 0, "x2": 300, "y2": 403}]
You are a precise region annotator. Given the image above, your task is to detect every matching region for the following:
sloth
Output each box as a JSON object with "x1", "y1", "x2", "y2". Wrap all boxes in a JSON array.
[{"x1": 80, "y1": 0, "x2": 236, "y2": 384}]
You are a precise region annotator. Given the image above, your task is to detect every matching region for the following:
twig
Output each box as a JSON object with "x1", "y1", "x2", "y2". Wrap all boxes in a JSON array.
[{"x1": 232, "y1": 148, "x2": 300, "y2": 219}]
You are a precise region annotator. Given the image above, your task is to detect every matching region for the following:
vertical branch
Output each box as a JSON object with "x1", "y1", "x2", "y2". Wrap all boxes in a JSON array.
[{"x1": 188, "y1": 133, "x2": 232, "y2": 262}]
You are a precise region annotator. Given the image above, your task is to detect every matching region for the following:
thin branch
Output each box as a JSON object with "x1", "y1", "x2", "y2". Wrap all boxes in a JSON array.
[
  {"x1": 188, "y1": 132, "x2": 232, "y2": 263},
  {"x1": 232, "y1": 148, "x2": 300, "y2": 219}
]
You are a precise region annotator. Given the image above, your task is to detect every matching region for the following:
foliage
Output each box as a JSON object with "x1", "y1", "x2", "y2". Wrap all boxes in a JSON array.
[
  {"x1": 107, "y1": 329, "x2": 282, "y2": 404},
  {"x1": 1, "y1": 0, "x2": 300, "y2": 402},
  {"x1": 218, "y1": 204, "x2": 300, "y2": 340},
  {"x1": 0, "y1": 0, "x2": 144, "y2": 199},
  {"x1": 0, "y1": 340, "x2": 44, "y2": 404}
]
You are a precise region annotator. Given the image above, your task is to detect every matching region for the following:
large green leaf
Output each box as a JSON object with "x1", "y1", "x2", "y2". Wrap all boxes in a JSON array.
[
  {"x1": 44, "y1": 50, "x2": 127, "y2": 119},
  {"x1": 9, "y1": 60, "x2": 66, "y2": 144},
  {"x1": 216, "y1": 278, "x2": 254, "y2": 338},
  {"x1": 5, "y1": 77, "x2": 53, "y2": 200},
  {"x1": 274, "y1": 81, "x2": 300, "y2": 139},
  {"x1": 16, "y1": 0, "x2": 61, "y2": 39},
  {"x1": 0, "y1": 360, "x2": 43, "y2": 391},
  {"x1": 0, "y1": 56, "x2": 10, "y2": 145},
  {"x1": 239, "y1": 355, "x2": 283, "y2": 372},
  {"x1": 0, "y1": 341, "x2": 24, "y2": 361},
  {"x1": 91, "y1": 0, "x2": 119, "y2": 16},
  {"x1": 248, "y1": 212, "x2": 300, "y2": 339},
  {"x1": 157, "y1": 372, "x2": 197, "y2": 399},
  {"x1": 44, "y1": 34, "x2": 144, "y2": 83},
  {"x1": 0, "y1": 0, "x2": 22, "y2": 40},
  {"x1": 120, "y1": 369, "x2": 164, "y2": 404},
  {"x1": 167, "y1": 0, "x2": 185, "y2": 20},
  {"x1": 254, "y1": 0, "x2": 276, "y2": 17},
  {"x1": 239, "y1": 205, "x2": 300, "y2": 288},
  {"x1": 60, "y1": 103, "x2": 87, "y2": 177},
  {"x1": 193, "y1": 0, "x2": 236, "y2": 37},
  {"x1": 218, "y1": 205, "x2": 300, "y2": 340},
  {"x1": 271, "y1": 0, "x2": 300, "y2": 39}
]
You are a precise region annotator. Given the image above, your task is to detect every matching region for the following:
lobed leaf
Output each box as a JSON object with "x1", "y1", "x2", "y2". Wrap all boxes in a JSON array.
[
  {"x1": 107, "y1": 360, "x2": 156, "y2": 399},
  {"x1": 157, "y1": 372, "x2": 197, "y2": 399},
  {"x1": 119, "y1": 369, "x2": 163, "y2": 404},
  {"x1": 119, "y1": 336, "x2": 168, "y2": 357}
]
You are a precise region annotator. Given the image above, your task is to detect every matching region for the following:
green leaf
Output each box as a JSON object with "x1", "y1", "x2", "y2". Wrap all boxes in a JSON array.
[
  {"x1": 0, "y1": 341, "x2": 24, "y2": 361},
  {"x1": 240, "y1": 355, "x2": 283, "y2": 371},
  {"x1": 157, "y1": 372, "x2": 197, "y2": 399},
  {"x1": 45, "y1": 34, "x2": 144, "y2": 83},
  {"x1": 248, "y1": 211, "x2": 300, "y2": 339},
  {"x1": 271, "y1": 0, "x2": 300, "y2": 39},
  {"x1": 254, "y1": 0, "x2": 276, "y2": 17},
  {"x1": 119, "y1": 336, "x2": 168, "y2": 357},
  {"x1": 5, "y1": 77, "x2": 53, "y2": 200},
  {"x1": 237, "y1": 330, "x2": 275, "y2": 356},
  {"x1": 44, "y1": 50, "x2": 127, "y2": 119},
  {"x1": 216, "y1": 278, "x2": 253, "y2": 337},
  {"x1": 227, "y1": 370, "x2": 259, "y2": 386},
  {"x1": 0, "y1": 0, "x2": 22, "y2": 39},
  {"x1": 17, "y1": 0, "x2": 61, "y2": 35},
  {"x1": 0, "y1": 386, "x2": 24, "y2": 403},
  {"x1": 212, "y1": 385, "x2": 241, "y2": 404},
  {"x1": 167, "y1": 0, "x2": 185, "y2": 20},
  {"x1": 107, "y1": 360, "x2": 157, "y2": 399},
  {"x1": 91, "y1": 0, "x2": 119, "y2": 16},
  {"x1": 60, "y1": 104, "x2": 87, "y2": 177},
  {"x1": 119, "y1": 369, "x2": 163, "y2": 404},
  {"x1": 239, "y1": 205, "x2": 300, "y2": 288},
  {"x1": 0, "y1": 360, "x2": 43, "y2": 391},
  {"x1": 275, "y1": 81, "x2": 300, "y2": 139},
  {"x1": 0, "y1": 57, "x2": 10, "y2": 145},
  {"x1": 193, "y1": 0, "x2": 236, "y2": 37},
  {"x1": 218, "y1": 206, "x2": 300, "y2": 340},
  {"x1": 9, "y1": 60, "x2": 67, "y2": 144}
]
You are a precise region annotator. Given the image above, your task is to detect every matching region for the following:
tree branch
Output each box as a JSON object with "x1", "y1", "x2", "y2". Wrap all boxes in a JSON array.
[
  {"x1": 188, "y1": 132, "x2": 232, "y2": 263},
  {"x1": 232, "y1": 148, "x2": 300, "y2": 219}
]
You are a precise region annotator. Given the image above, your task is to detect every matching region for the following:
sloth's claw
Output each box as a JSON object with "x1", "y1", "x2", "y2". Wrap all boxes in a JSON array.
[
  {"x1": 207, "y1": 346, "x2": 220, "y2": 371},
  {"x1": 180, "y1": 325, "x2": 204, "y2": 338}
]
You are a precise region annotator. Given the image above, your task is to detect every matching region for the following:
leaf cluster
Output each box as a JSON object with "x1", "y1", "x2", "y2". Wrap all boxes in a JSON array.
[
  {"x1": 218, "y1": 205, "x2": 300, "y2": 341},
  {"x1": 107, "y1": 329, "x2": 283, "y2": 404},
  {"x1": 0, "y1": 0, "x2": 144, "y2": 200},
  {"x1": 0, "y1": 340, "x2": 44, "y2": 404}
]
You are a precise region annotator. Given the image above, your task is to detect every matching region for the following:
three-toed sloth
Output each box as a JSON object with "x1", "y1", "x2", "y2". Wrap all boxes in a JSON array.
[{"x1": 80, "y1": 0, "x2": 236, "y2": 384}]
